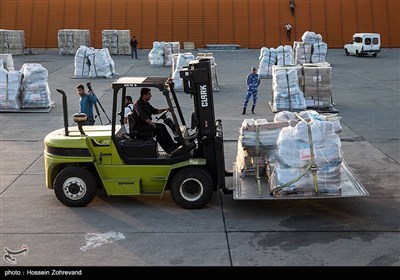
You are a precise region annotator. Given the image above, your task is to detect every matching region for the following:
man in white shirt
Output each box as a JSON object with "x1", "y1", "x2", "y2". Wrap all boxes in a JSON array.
[
  {"x1": 124, "y1": 95, "x2": 134, "y2": 131},
  {"x1": 285, "y1": 23, "x2": 292, "y2": 41}
]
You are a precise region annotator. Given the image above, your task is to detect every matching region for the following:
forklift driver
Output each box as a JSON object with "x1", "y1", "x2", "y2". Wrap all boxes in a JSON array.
[{"x1": 134, "y1": 87, "x2": 178, "y2": 154}]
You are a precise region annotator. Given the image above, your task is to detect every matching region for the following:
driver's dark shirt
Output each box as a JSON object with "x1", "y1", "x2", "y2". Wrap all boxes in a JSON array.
[{"x1": 134, "y1": 98, "x2": 158, "y2": 130}]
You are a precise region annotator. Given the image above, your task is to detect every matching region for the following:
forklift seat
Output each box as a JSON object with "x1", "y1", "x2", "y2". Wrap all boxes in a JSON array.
[{"x1": 127, "y1": 110, "x2": 153, "y2": 140}]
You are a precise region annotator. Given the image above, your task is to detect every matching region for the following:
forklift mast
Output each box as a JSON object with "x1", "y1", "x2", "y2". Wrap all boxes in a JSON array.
[{"x1": 180, "y1": 59, "x2": 226, "y2": 189}]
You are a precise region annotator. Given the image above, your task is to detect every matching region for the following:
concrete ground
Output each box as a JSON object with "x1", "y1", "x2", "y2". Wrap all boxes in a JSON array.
[{"x1": 0, "y1": 48, "x2": 399, "y2": 270}]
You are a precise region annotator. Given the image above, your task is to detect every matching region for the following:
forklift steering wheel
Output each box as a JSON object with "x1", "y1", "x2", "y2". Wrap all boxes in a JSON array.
[{"x1": 156, "y1": 110, "x2": 168, "y2": 122}]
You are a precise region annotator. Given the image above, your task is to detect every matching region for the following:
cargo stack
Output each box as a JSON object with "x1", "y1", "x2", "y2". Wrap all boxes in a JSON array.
[
  {"x1": 58, "y1": 29, "x2": 90, "y2": 55},
  {"x1": 102, "y1": 30, "x2": 131, "y2": 55},
  {"x1": 0, "y1": 29, "x2": 25, "y2": 55},
  {"x1": 196, "y1": 53, "x2": 219, "y2": 91}
]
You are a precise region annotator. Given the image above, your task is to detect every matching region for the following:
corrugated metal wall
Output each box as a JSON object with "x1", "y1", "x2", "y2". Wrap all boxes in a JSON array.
[{"x1": 0, "y1": 0, "x2": 398, "y2": 49}]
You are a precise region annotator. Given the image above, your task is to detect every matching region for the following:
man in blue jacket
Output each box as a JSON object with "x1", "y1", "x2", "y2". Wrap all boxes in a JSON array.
[
  {"x1": 242, "y1": 66, "x2": 260, "y2": 114},
  {"x1": 77, "y1": 84, "x2": 97, "y2": 125}
]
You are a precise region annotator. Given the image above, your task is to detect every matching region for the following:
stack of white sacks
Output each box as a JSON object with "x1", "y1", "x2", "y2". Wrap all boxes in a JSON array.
[
  {"x1": 148, "y1": 41, "x2": 180, "y2": 66},
  {"x1": 170, "y1": 52, "x2": 195, "y2": 91},
  {"x1": 20, "y1": 63, "x2": 52, "y2": 109},
  {"x1": 293, "y1": 31, "x2": 328, "y2": 65},
  {"x1": 258, "y1": 47, "x2": 277, "y2": 78},
  {"x1": 270, "y1": 110, "x2": 342, "y2": 197},
  {"x1": 271, "y1": 65, "x2": 306, "y2": 112},
  {"x1": 0, "y1": 29, "x2": 25, "y2": 55},
  {"x1": 236, "y1": 110, "x2": 342, "y2": 197},
  {"x1": 1, "y1": 55, "x2": 52, "y2": 110},
  {"x1": 196, "y1": 53, "x2": 219, "y2": 92},
  {"x1": 101, "y1": 30, "x2": 131, "y2": 55},
  {"x1": 58, "y1": 29, "x2": 90, "y2": 55},
  {"x1": 74, "y1": 46, "x2": 115, "y2": 78},
  {"x1": 0, "y1": 61, "x2": 22, "y2": 110}
]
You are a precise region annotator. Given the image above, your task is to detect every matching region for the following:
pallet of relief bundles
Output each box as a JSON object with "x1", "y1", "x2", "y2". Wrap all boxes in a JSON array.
[
  {"x1": 269, "y1": 65, "x2": 306, "y2": 112},
  {"x1": 0, "y1": 29, "x2": 25, "y2": 55},
  {"x1": 58, "y1": 29, "x2": 90, "y2": 55},
  {"x1": 0, "y1": 65, "x2": 22, "y2": 111},
  {"x1": 258, "y1": 47, "x2": 277, "y2": 79},
  {"x1": 302, "y1": 62, "x2": 337, "y2": 112},
  {"x1": 196, "y1": 53, "x2": 219, "y2": 91},
  {"x1": 102, "y1": 30, "x2": 131, "y2": 55},
  {"x1": 20, "y1": 63, "x2": 53, "y2": 110},
  {"x1": 74, "y1": 46, "x2": 115, "y2": 78},
  {"x1": 270, "y1": 114, "x2": 342, "y2": 198}
]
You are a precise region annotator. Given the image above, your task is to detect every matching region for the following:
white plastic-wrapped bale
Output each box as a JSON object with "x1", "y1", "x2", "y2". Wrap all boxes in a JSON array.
[
  {"x1": 88, "y1": 48, "x2": 115, "y2": 78},
  {"x1": 164, "y1": 42, "x2": 180, "y2": 66},
  {"x1": 0, "y1": 29, "x2": 25, "y2": 55},
  {"x1": 292, "y1": 41, "x2": 312, "y2": 65},
  {"x1": 0, "y1": 54, "x2": 15, "y2": 70},
  {"x1": 171, "y1": 52, "x2": 195, "y2": 91},
  {"x1": 274, "y1": 110, "x2": 342, "y2": 134},
  {"x1": 102, "y1": 30, "x2": 131, "y2": 55},
  {"x1": 74, "y1": 46, "x2": 115, "y2": 78},
  {"x1": 271, "y1": 65, "x2": 306, "y2": 112},
  {"x1": 301, "y1": 31, "x2": 323, "y2": 45},
  {"x1": 196, "y1": 53, "x2": 219, "y2": 91},
  {"x1": 20, "y1": 63, "x2": 52, "y2": 109},
  {"x1": 0, "y1": 67, "x2": 22, "y2": 110},
  {"x1": 148, "y1": 42, "x2": 165, "y2": 66},
  {"x1": 311, "y1": 42, "x2": 328, "y2": 63},
  {"x1": 58, "y1": 29, "x2": 90, "y2": 55},
  {"x1": 74, "y1": 46, "x2": 95, "y2": 77},
  {"x1": 276, "y1": 45, "x2": 293, "y2": 66},
  {"x1": 270, "y1": 118, "x2": 342, "y2": 197},
  {"x1": 236, "y1": 119, "x2": 289, "y2": 175},
  {"x1": 258, "y1": 47, "x2": 277, "y2": 78}
]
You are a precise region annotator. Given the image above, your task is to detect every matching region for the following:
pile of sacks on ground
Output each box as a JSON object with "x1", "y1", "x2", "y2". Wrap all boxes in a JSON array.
[
  {"x1": 148, "y1": 41, "x2": 180, "y2": 66},
  {"x1": 0, "y1": 60, "x2": 52, "y2": 110},
  {"x1": 170, "y1": 52, "x2": 220, "y2": 92},
  {"x1": 74, "y1": 45, "x2": 116, "y2": 78},
  {"x1": 236, "y1": 110, "x2": 342, "y2": 197},
  {"x1": 258, "y1": 31, "x2": 328, "y2": 78}
]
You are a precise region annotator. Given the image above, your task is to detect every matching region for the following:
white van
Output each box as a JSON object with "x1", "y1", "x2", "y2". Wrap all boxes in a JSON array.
[{"x1": 344, "y1": 33, "x2": 381, "y2": 57}]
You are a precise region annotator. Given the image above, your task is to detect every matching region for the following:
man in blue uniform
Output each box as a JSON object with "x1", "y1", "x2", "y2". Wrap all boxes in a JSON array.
[{"x1": 242, "y1": 66, "x2": 260, "y2": 115}]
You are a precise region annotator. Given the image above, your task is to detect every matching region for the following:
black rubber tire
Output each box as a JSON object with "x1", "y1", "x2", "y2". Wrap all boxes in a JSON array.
[
  {"x1": 372, "y1": 53, "x2": 377, "y2": 57},
  {"x1": 54, "y1": 167, "x2": 97, "y2": 207},
  {"x1": 170, "y1": 167, "x2": 213, "y2": 209},
  {"x1": 345, "y1": 49, "x2": 349, "y2": 56},
  {"x1": 356, "y1": 50, "x2": 361, "y2": 57}
]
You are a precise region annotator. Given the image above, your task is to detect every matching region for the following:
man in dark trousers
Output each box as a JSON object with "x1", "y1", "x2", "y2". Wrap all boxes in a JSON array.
[
  {"x1": 130, "y1": 36, "x2": 138, "y2": 59},
  {"x1": 289, "y1": 0, "x2": 296, "y2": 16},
  {"x1": 285, "y1": 23, "x2": 292, "y2": 41},
  {"x1": 134, "y1": 87, "x2": 177, "y2": 154}
]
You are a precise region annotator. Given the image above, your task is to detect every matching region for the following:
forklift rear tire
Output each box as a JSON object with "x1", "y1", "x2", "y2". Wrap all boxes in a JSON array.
[
  {"x1": 170, "y1": 167, "x2": 213, "y2": 209},
  {"x1": 54, "y1": 166, "x2": 97, "y2": 207}
]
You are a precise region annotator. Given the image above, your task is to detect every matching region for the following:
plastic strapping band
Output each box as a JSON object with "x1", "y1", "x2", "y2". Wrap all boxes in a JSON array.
[
  {"x1": 296, "y1": 113, "x2": 319, "y2": 194},
  {"x1": 255, "y1": 120, "x2": 262, "y2": 197}
]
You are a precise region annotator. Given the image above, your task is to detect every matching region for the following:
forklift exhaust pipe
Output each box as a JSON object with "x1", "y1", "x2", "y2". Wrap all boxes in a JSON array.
[{"x1": 56, "y1": 89, "x2": 69, "y2": 136}]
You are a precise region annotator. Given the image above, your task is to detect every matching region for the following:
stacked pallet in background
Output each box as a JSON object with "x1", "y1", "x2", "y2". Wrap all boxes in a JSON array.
[
  {"x1": 102, "y1": 30, "x2": 131, "y2": 55},
  {"x1": 196, "y1": 53, "x2": 220, "y2": 91},
  {"x1": 58, "y1": 29, "x2": 90, "y2": 55},
  {"x1": 0, "y1": 29, "x2": 25, "y2": 55},
  {"x1": 302, "y1": 63, "x2": 333, "y2": 109}
]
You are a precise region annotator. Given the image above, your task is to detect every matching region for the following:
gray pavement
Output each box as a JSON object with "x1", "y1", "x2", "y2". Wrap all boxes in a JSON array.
[{"x1": 0, "y1": 48, "x2": 399, "y2": 269}]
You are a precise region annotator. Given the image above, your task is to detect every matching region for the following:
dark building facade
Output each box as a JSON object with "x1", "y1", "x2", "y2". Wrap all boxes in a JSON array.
[{"x1": 0, "y1": 0, "x2": 398, "y2": 49}]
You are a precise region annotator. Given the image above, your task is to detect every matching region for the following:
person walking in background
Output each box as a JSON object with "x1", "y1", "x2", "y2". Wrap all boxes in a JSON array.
[
  {"x1": 76, "y1": 84, "x2": 97, "y2": 125},
  {"x1": 242, "y1": 66, "x2": 260, "y2": 115},
  {"x1": 289, "y1": 0, "x2": 296, "y2": 16},
  {"x1": 130, "y1": 35, "x2": 138, "y2": 59},
  {"x1": 285, "y1": 23, "x2": 292, "y2": 41}
]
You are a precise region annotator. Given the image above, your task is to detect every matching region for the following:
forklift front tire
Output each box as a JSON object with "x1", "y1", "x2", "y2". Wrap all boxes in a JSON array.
[
  {"x1": 54, "y1": 166, "x2": 97, "y2": 207},
  {"x1": 170, "y1": 167, "x2": 213, "y2": 209}
]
